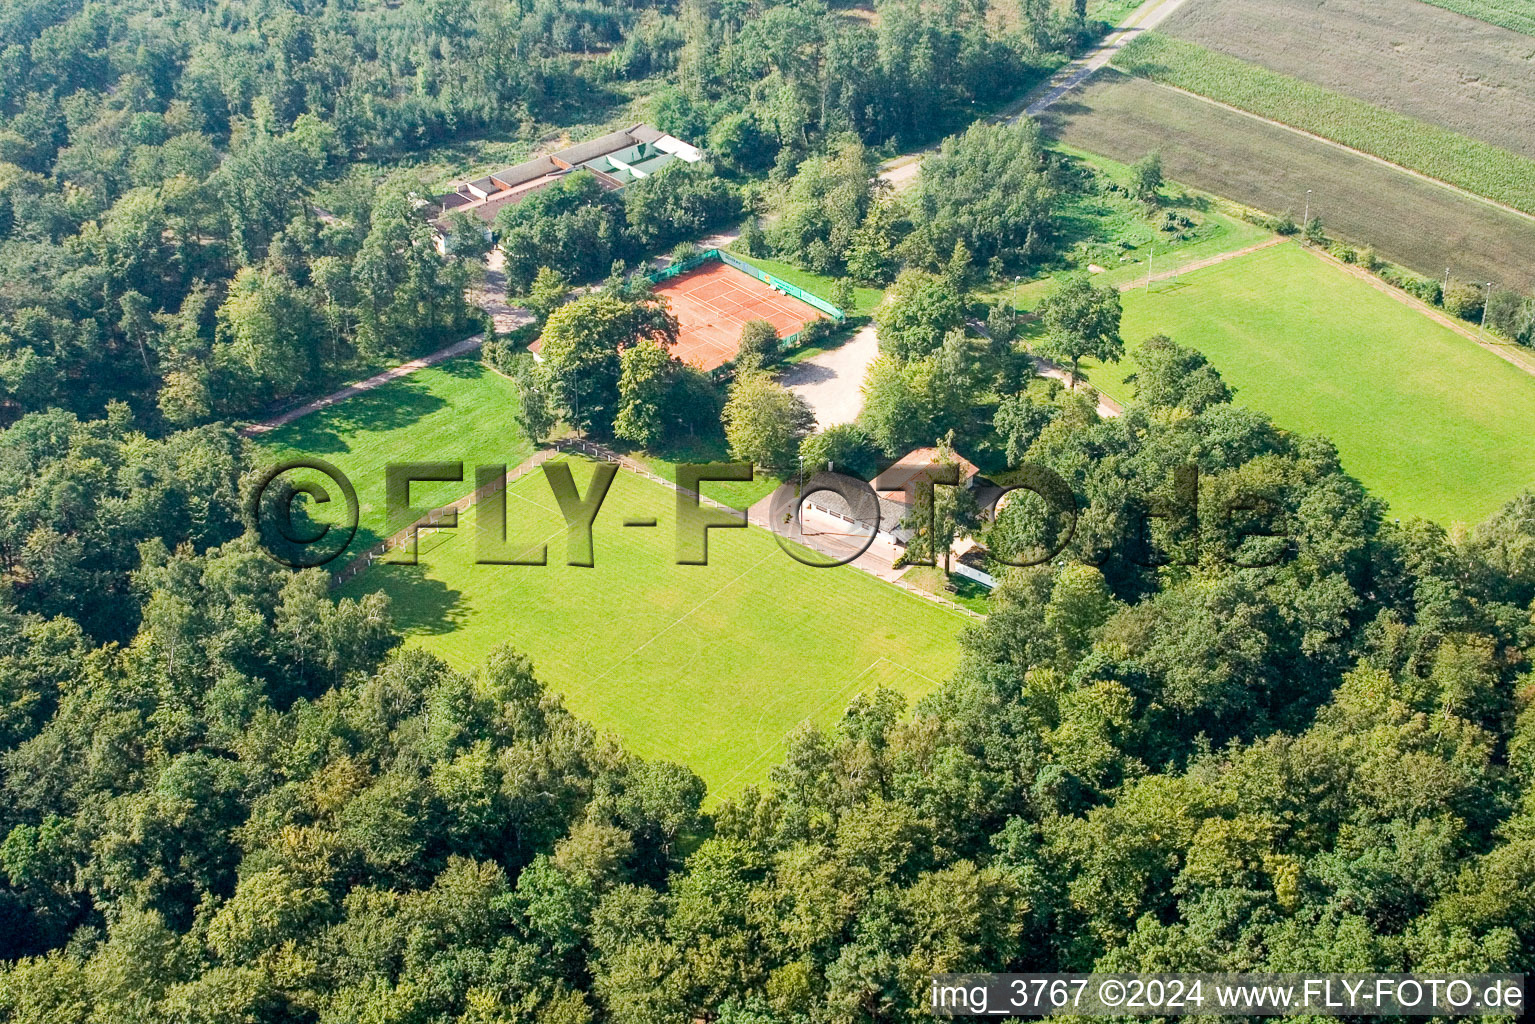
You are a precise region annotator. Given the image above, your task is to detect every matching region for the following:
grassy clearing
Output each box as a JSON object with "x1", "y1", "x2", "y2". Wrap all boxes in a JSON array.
[
  {"x1": 1042, "y1": 71, "x2": 1535, "y2": 292},
  {"x1": 339, "y1": 457, "x2": 968, "y2": 799},
  {"x1": 1113, "y1": 32, "x2": 1535, "y2": 216},
  {"x1": 1419, "y1": 0, "x2": 1535, "y2": 34},
  {"x1": 1087, "y1": 0, "x2": 1145, "y2": 26},
  {"x1": 1158, "y1": 0, "x2": 1535, "y2": 160},
  {"x1": 971, "y1": 145, "x2": 1274, "y2": 310},
  {"x1": 901, "y1": 566, "x2": 992, "y2": 615},
  {"x1": 256, "y1": 359, "x2": 532, "y2": 557},
  {"x1": 1072, "y1": 243, "x2": 1535, "y2": 524}
]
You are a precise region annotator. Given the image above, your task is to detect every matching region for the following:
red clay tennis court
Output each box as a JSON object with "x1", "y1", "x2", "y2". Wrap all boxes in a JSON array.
[{"x1": 654, "y1": 260, "x2": 826, "y2": 371}]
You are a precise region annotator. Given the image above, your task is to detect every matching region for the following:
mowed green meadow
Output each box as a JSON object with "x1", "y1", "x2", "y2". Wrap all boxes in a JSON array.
[
  {"x1": 1080, "y1": 243, "x2": 1535, "y2": 524},
  {"x1": 256, "y1": 359, "x2": 533, "y2": 554},
  {"x1": 339, "y1": 457, "x2": 968, "y2": 799}
]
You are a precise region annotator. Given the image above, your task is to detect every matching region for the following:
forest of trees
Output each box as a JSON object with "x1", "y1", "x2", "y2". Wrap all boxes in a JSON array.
[
  {"x1": 2, "y1": 0, "x2": 1534, "y2": 1021},
  {"x1": 4, "y1": 345, "x2": 1535, "y2": 1022},
  {"x1": 0, "y1": 0, "x2": 1096, "y2": 431}
]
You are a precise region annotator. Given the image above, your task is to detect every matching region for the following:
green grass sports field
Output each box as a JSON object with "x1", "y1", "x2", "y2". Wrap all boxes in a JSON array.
[
  {"x1": 1079, "y1": 243, "x2": 1535, "y2": 524},
  {"x1": 339, "y1": 457, "x2": 969, "y2": 799},
  {"x1": 255, "y1": 359, "x2": 533, "y2": 555}
]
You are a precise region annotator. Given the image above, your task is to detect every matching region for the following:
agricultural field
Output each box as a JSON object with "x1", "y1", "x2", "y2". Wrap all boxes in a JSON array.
[
  {"x1": 256, "y1": 359, "x2": 533, "y2": 557},
  {"x1": 339, "y1": 457, "x2": 969, "y2": 799},
  {"x1": 1112, "y1": 32, "x2": 1535, "y2": 216},
  {"x1": 1418, "y1": 0, "x2": 1535, "y2": 35},
  {"x1": 1156, "y1": 0, "x2": 1535, "y2": 159},
  {"x1": 1042, "y1": 71, "x2": 1535, "y2": 291},
  {"x1": 1074, "y1": 242, "x2": 1535, "y2": 523}
]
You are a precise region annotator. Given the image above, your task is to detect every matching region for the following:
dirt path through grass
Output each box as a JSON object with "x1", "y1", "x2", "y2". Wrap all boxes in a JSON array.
[
  {"x1": 877, "y1": 0, "x2": 1191, "y2": 190},
  {"x1": 1119, "y1": 235, "x2": 1285, "y2": 291},
  {"x1": 244, "y1": 252, "x2": 535, "y2": 437},
  {"x1": 1022, "y1": 0, "x2": 1194, "y2": 117},
  {"x1": 239, "y1": 334, "x2": 489, "y2": 437}
]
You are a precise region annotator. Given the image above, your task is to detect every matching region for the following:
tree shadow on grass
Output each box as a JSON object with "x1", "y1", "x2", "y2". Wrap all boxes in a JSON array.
[
  {"x1": 264, "y1": 376, "x2": 453, "y2": 456},
  {"x1": 1145, "y1": 279, "x2": 1193, "y2": 297},
  {"x1": 355, "y1": 563, "x2": 469, "y2": 636},
  {"x1": 436, "y1": 357, "x2": 490, "y2": 380},
  {"x1": 641, "y1": 429, "x2": 732, "y2": 467}
]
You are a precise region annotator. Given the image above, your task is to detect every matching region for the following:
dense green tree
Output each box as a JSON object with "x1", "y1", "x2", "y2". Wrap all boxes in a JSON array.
[
  {"x1": 526, "y1": 266, "x2": 573, "y2": 326},
  {"x1": 539, "y1": 294, "x2": 678, "y2": 436},
  {"x1": 874, "y1": 270, "x2": 965, "y2": 360},
  {"x1": 1035, "y1": 273, "x2": 1123, "y2": 385},
  {"x1": 735, "y1": 318, "x2": 780, "y2": 370},
  {"x1": 211, "y1": 266, "x2": 316, "y2": 404},
  {"x1": 352, "y1": 189, "x2": 474, "y2": 360},
  {"x1": 906, "y1": 121, "x2": 1059, "y2": 268},
  {"x1": 1130, "y1": 334, "x2": 1233, "y2": 413},
  {"x1": 769, "y1": 137, "x2": 872, "y2": 274},
  {"x1": 800, "y1": 423, "x2": 877, "y2": 479},
  {"x1": 860, "y1": 353, "x2": 938, "y2": 456},
  {"x1": 614, "y1": 340, "x2": 680, "y2": 447},
  {"x1": 1130, "y1": 151, "x2": 1163, "y2": 204},
  {"x1": 498, "y1": 174, "x2": 626, "y2": 293},
  {"x1": 723, "y1": 371, "x2": 815, "y2": 471},
  {"x1": 442, "y1": 210, "x2": 492, "y2": 261},
  {"x1": 621, "y1": 161, "x2": 739, "y2": 251},
  {"x1": 993, "y1": 387, "x2": 1059, "y2": 465}
]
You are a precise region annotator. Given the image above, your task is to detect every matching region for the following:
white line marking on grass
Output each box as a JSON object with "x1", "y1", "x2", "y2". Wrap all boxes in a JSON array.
[
  {"x1": 578, "y1": 549, "x2": 782, "y2": 698},
  {"x1": 714, "y1": 656, "x2": 925, "y2": 795},
  {"x1": 504, "y1": 477, "x2": 563, "y2": 516}
]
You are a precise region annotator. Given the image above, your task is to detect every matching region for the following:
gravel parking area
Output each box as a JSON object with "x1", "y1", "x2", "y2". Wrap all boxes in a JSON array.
[{"x1": 779, "y1": 325, "x2": 879, "y2": 429}]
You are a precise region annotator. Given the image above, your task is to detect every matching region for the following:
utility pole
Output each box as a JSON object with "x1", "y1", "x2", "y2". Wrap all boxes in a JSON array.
[
  {"x1": 1303, "y1": 189, "x2": 1312, "y2": 231},
  {"x1": 1011, "y1": 275, "x2": 1022, "y2": 311},
  {"x1": 1146, "y1": 242, "x2": 1154, "y2": 291},
  {"x1": 1443, "y1": 267, "x2": 1451, "y2": 300},
  {"x1": 1478, "y1": 281, "x2": 1493, "y2": 341}
]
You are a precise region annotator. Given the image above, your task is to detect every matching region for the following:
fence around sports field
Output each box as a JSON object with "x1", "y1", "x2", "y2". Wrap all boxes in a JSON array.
[{"x1": 649, "y1": 248, "x2": 846, "y2": 355}]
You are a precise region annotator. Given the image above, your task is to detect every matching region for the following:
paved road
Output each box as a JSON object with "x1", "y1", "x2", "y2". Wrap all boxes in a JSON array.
[{"x1": 471, "y1": 249, "x2": 536, "y2": 335}]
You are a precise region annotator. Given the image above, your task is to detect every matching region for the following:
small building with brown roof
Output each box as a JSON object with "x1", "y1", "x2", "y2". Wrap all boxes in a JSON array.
[
  {"x1": 428, "y1": 123, "x2": 704, "y2": 253},
  {"x1": 869, "y1": 447, "x2": 983, "y2": 545}
]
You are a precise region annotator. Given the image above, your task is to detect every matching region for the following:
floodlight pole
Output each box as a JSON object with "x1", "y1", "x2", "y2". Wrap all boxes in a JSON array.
[
  {"x1": 1011, "y1": 275, "x2": 1022, "y2": 311},
  {"x1": 1303, "y1": 189, "x2": 1312, "y2": 231}
]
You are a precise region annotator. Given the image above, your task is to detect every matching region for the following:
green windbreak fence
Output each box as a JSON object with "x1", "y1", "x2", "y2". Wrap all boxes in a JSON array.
[
  {"x1": 648, "y1": 249, "x2": 847, "y2": 322},
  {"x1": 716, "y1": 251, "x2": 846, "y2": 321},
  {"x1": 647, "y1": 248, "x2": 717, "y2": 284}
]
